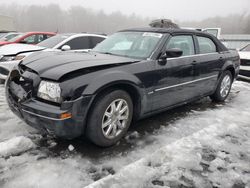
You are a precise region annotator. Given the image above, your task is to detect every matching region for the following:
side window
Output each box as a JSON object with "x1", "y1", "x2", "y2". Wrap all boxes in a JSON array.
[
  {"x1": 37, "y1": 35, "x2": 46, "y2": 43},
  {"x1": 22, "y1": 34, "x2": 48, "y2": 44},
  {"x1": 63, "y1": 37, "x2": 91, "y2": 50},
  {"x1": 22, "y1": 35, "x2": 36, "y2": 44},
  {"x1": 197, "y1": 36, "x2": 217, "y2": 54},
  {"x1": 90, "y1": 36, "x2": 105, "y2": 48},
  {"x1": 166, "y1": 35, "x2": 195, "y2": 56}
]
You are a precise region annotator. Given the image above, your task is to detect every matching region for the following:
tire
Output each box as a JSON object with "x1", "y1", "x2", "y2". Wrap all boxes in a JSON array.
[
  {"x1": 86, "y1": 90, "x2": 133, "y2": 147},
  {"x1": 210, "y1": 70, "x2": 233, "y2": 102}
]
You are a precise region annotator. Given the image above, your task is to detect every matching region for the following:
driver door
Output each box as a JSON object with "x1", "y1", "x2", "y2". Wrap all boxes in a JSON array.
[{"x1": 151, "y1": 34, "x2": 198, "y2": 111}]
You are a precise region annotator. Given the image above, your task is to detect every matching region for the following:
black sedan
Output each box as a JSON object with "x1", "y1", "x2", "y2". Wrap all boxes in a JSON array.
[{"x1": 6, "y1": 28, "x2": 240, "y2": 147}]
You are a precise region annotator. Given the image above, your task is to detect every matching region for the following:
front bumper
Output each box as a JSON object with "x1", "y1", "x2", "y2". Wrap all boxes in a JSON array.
[{"x1": 6, "y1": 80, "x2": 93, "y2": 139}]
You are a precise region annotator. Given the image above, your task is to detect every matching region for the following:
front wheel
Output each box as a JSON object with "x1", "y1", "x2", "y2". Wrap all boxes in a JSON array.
[
  {"x1": 210, "y1": 71, "x2": 233, "y2": 102},
  {"x1": 86, "y1": 90, "x2": 133, "y2": 147}
]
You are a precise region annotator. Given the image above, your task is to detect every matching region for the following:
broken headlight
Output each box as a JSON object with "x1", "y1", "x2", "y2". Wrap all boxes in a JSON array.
[
  {"x1": 37, "y1": 80, "x2": 62, "y2": 103},
  {"x1": 0, "y1": 55, "x2": 15, "y2": 62}
]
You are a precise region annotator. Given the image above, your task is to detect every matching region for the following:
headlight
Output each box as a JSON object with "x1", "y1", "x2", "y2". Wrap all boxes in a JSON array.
[
  {"x1": 37, "y1": 80, "x2": 62, "y2": 103},
  {"x1": 0, "y1": 56, "x2": 15, "y2": 62},
  {"x1": 14, "y1": 55, "x2": 26, "y2": 61}
]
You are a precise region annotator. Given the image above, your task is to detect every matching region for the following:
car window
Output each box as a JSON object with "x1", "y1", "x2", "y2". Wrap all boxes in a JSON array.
[
  {"x1": 2, "y1": 33, "x2": 19, "y2": 41},
  {"x1": 37, "y1": 35, "x2": 45, "y2": 43},
  {"x1": 21, "y1": 34, "x2": 50, "y2": 44},
  {"x1": 22, "y1": 35, "x2": 36, "y2": 44},
  {"x1": 240, "y1": 44, "x2": 250, "y2": 51},
  {"x1": 7, "y1": 33, "x2": 25, "y2": 42},
  {"x1": 90, "y1": 36, "x2": 106, "y2": 48},
  {"x1": 63, "y1": 37, "x2": 91, "y2": 50},
  {"x1": 38, "y1": 35, "x2": 70, "y2": 48},
  {"x1": 166, "y1": 35, "x2": 195, "y2": 56},
  {"x1": 197, "y1": 36, "x2": 217, "y2": 54},
  {"x1": 94, "y1": 32, "x2": 162, "y2": 59}
]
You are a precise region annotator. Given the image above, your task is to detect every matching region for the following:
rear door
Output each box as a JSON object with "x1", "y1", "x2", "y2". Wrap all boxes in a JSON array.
[
  {"x1": 152, "y1": 34, "x2": 198, "y2": 111},
  {"x1": 193, "y1": 35, "x2": 224, "y2": 95}
]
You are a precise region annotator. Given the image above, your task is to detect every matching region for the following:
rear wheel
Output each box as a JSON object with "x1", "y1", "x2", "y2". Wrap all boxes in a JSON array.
[
  {"x1": 210, "y1": 71, "x2": 233, "y2": 102},
  {"x1": 86, "y1": 90, "x2": 133, "y2": 147}
]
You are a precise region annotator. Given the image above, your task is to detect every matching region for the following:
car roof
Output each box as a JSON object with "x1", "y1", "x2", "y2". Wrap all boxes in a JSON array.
[
  {"x1": 23, "y1": 31, "x2": 56, "y2": 35},
  {"x1": 119, "y1": 27, "x2": 207, "y2": 35},
  {"x1": 57, "y1": 33, "x2": 107, "y2": 37}
]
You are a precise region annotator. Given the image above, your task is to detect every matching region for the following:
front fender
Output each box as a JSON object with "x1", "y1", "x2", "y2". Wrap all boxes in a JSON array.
[{"x1": 82, "y1": 70, "x2": 143, "y2": 95}]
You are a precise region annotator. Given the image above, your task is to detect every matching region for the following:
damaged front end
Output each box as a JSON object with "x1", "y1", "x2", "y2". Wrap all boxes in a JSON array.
[
  {"x1": 5, "y1": 64, "x2": 91, "y2": 139},
  {"x1": 6, "y1": 65, "x2": 39, "y2": 119}
]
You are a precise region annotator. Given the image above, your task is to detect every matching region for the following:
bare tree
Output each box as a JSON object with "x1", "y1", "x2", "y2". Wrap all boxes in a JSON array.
[{"x1": 0, "y1": 4, "x2": 249, "y2": 34}]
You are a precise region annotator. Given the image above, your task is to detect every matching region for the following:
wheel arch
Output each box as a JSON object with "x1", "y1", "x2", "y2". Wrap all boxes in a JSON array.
[
  {"x1": 88, "y1": 81, "x2": 144, "y2": 122},
  {"x1": 221, "y1": 60, "x2": 236, "y2": 80}
]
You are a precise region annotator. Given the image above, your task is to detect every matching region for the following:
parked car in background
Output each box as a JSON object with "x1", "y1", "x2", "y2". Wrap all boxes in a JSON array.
[
  {"x1": 0, "y1": 32, "x2": 56, "y2": 46},
  {"x1": 0, "y1": 32, "x2": 21, "y2": 41},
  {"x1": 0, "y1": 33, "x2": 107, "y2": 83},
  {"x1": 37, "y1": 33, "x2": 107, "y2": 51},
  {"x1": 6, "y1": 28, "x2": 240, "y2": 147},
  {"x1": 238, "y1": 44, "x2": 250, "y2": 80}
]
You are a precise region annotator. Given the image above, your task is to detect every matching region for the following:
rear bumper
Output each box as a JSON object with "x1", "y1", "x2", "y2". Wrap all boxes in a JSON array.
[
  {"x1": 239, "y1": 65, "x2": 250, "y2": 80},
  {"x1": 7, "y1": 86, "x2": 93, "y2": 139}
]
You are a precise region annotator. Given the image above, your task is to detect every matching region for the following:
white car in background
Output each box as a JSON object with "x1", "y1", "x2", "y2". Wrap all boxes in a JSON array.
[
  {"x1": 238, "y1": 44, "x2": 250, "y2": 81},
  {"x1": 0, "y1": 32, "x2": 21, "y2": 41},
  {"x1": 0, "y1": 33, "x2": 107, "y2": 83}
]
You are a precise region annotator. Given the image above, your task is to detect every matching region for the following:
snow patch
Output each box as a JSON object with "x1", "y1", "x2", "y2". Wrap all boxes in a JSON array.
[{"x1": 0, "y1": 136, "x2": 35, "y2": 158}]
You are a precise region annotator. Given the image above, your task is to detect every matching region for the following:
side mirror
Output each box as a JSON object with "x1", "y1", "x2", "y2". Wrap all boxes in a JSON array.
[
  {"x1": 61, "y1": 45, "x2": 71, "y2": 51},
  {"x1": 158, "y1": 48, "x2": 183, "y2": 65},
  {"x1": 166, "y1": 48, "x2": 183, "y2": 58},
  {"x1": 158, "y1": 53, "x2": 168, "y2": 65}
]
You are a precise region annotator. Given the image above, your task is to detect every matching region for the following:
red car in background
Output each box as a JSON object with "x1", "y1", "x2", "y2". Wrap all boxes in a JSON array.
[{"x1": 0, "y1": 32, "x2": 56, "y2": 46}]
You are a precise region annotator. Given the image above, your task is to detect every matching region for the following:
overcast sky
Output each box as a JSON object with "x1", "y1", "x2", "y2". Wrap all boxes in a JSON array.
[{"x1": 1, "y1": 0, "x2": 250, "y2": 21}]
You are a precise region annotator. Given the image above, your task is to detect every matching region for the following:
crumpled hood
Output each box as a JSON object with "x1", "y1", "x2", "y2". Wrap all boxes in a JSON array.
[
  {"x1": 21, "y1": 51, "x2": 138, "y2": 81},
  {"x1": 0, "y1": 43, "x2": 45, "y2": 56}
]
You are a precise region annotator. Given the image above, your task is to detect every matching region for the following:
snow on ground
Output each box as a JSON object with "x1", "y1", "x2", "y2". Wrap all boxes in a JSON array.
[
  {"x1": 0, "y1": 136, "x2": 35, "y2": 158},
  {"x1": 0, "y1": 87, "x2": 37, "y2": 142},
  {"x1": 0, "y1": 81, "x2": 250, "y2": 188}
]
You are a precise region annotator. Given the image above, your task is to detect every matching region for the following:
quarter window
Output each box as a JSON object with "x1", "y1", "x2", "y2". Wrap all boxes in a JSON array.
[
  {"x1": 197, "y1": 36, "x2": 217, "y2": 54},
  {"x1": 166, "y1": 35, "x2": 195, "y2": 56}
]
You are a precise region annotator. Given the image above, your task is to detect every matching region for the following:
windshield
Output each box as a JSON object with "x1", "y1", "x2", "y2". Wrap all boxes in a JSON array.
[
  {"x1": 0, "y1": 33, "x2": 7, "y2": 38},
  {"x1": 93, "y1": 31, "x2": 163, "y2": 59},
  {"x1": 241, "y1": 44, "x2": 250, "y2": 52},
  {"x1": 0, "y1": 33, "x2": 20, "y2": 41},
  {"x1": 38, "y1": 35, "x2": 70, "y2": 48},
  {"x1": 7, "y1": 33, "x2": 25, "y2": 42}
]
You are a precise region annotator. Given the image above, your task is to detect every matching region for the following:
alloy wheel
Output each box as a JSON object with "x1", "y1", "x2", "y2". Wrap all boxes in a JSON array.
[{"x1": 102, "y1": 99, "x2": 129, "y2": 139}]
